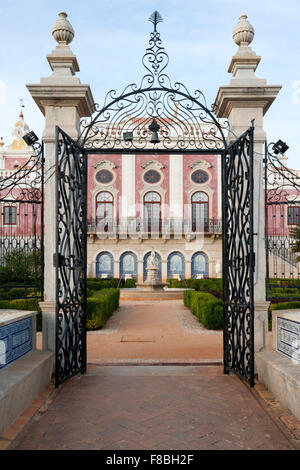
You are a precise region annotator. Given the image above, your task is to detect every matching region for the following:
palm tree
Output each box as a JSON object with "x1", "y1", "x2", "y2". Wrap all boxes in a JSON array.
[{"x1": 290, "y1": 224, "x2": 300, "y2": 262}]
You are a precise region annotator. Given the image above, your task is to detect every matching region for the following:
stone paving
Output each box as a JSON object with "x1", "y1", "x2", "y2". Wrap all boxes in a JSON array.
[
  {"x1": 12, "y1": 300, "x2": 288, "y2": 450},
  {"x1": 14, "y1": 365, "x2": 294, "y2": 450},
  {"x1": 87, "y1": 300, "x2": 223, "y2": 364}
]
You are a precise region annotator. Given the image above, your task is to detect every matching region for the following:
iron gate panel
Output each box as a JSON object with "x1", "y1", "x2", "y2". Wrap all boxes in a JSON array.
[
  {"x1": 53, "y1": 12, "x2": 258, "y2": 387},
  {"x1": 55, "y1": 127, "x2": 87, "y2": 387},
  {"x1": 0, "y1": 142, "x2": 44, "y2": 300},
  {"x1": 222, "y1": 126, "x2": 255, "y2": 387},
  {"x1": 265, "y1": 143, "x2": 300, "y2": 301}
]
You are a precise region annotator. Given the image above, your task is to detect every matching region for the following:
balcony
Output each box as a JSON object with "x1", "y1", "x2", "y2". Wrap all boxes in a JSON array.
[{"x1": 87, "y1": 217, "x2": 222, "y2": 238}]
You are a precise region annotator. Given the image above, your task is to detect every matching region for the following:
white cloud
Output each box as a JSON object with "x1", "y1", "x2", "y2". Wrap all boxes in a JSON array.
[{"x1": 0, "y1": 80, "x2": 6, "y2": 105}]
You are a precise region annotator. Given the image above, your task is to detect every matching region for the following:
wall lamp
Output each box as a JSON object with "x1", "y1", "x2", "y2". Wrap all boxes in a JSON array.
[
  {"x1": 23, "y1": 131, "x2": 39, "y2": 146},
  {"x1": 123, "y1": 131, "x2": 133, "y2": 142},
  {"x1": 272, "y1": 139, "x2": 289, "y2": 155}
]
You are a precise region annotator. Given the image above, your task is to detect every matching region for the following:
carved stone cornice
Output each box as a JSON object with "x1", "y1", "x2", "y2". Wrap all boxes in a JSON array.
[
  {"x1": 93, "y1": 160, "x2": 117, "y2": 170},
  {"x1": 141, "y1": 160, "x2": 165, "y2": 170},
  {"x1": 189, "y1": 159, "x2": 212, "y2": 170}
]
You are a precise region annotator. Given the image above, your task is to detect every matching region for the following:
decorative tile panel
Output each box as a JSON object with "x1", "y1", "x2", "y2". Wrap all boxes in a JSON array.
[
  {"x1": 0, "y1": 317, "x2": 33, "y2": 370},
  {"x1": 277, "y1": 316, "x2": 300, "y2": 363}
]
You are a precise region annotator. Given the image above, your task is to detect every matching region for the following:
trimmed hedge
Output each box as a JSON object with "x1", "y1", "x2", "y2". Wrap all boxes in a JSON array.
[
  {"x1": 0, "y1": 298, "x2": 42, "y2": 331},
  {"x1": 184, "y1": 290, "x2": 223, "y2": 330},
  {"x1": 268, "y1": 301, "x2": 300, "y2": 331},
  {"x1": 87, "y1": 277, "x2": 136, "y2": 292},
  {"x1": 168, "y1": 278, "x2": 222, "y2": 299},
  {"x1": 87, "y1": 278, "x2": 120, "y2": 292},
  {"x1": 86, "y1": 288, "x2": 120, "y2": 330},
  {"x1": 268, "y1": 278, "x2": 300, "y2": 300},
  {"x1": 0, "y1": 287, "x2": 120, "y2": 332},
  {"x1": 0, "y1": 287, "x2": 37, "y2": 300},
  {"x1": 123, "y1": 278, "x2": 136, "y2": 288}
]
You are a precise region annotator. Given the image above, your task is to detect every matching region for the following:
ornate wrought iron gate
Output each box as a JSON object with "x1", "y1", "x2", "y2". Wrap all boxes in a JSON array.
[
  {"x1": 55, "y1": 127, "x2": 87, "y2": 387},
  {"x1": 222, "y1": 126, "x2": 255, "y2": 387},
  {"x1": 265, "y1": 142, "x2": 300, "y2": 302},
  {"x1": 0, "y1": 141, "x2": 44, "y2": 300},
  {"x1": 54, "y1": 11, "x2": 255, "y2": 387}
]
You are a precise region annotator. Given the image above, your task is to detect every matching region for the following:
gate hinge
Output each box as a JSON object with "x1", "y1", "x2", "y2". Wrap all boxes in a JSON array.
[
  {"x1": 252, "y1": 252, "x2": 256, "y2": 272},
  {"x1": 53, "y1": 253, "x2": 65, "y2": 268}
]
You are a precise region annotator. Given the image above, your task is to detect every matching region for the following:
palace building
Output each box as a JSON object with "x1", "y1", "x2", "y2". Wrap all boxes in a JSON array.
[{"x1": 0, "y1": 108, "x2": 298, "y2": 284}]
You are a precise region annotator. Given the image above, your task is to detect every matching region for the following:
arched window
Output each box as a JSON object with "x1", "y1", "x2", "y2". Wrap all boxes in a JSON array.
[
  {"x1": 120, "y1": 252, "x2": 138, "y2": 279},
  {"x1": 191, "y1": 252, "x2": 209, "y2": 278},
  {"x1": 96, "y1": 252, "x2": 114, "y2": 278},
  {"x1": 96, "y1": 192, "x2": 113, "y2": 230},
  {"x1": 192, "y1": 192, "x2": 209, "y2": 232},
  {"x1": 144, "y1": 191, "x2": 161, "y2": 232},
  {"x1": 167, "y1": 252, "x2": 185, "y2": 279}
]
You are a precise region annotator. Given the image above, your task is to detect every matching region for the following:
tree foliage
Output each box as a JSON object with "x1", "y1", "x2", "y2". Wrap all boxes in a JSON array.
[
  {"x1": 0, "y1": 249, "x2": 42, "y2": 284},
  {"x1": 290, "y1": 224, "x2": 300, "y2": 263}
]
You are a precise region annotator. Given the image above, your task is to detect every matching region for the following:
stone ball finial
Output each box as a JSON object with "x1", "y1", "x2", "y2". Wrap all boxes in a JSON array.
[
  {"x1": 52, "y1": 12, "x2": 74, "y2": 45},
  {"x1": 233, "y1": 14, "x2": 254, "y2": 47}
]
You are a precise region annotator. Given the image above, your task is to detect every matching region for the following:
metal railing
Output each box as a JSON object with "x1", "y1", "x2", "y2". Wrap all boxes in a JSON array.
[
  {"x1": 87, "y1": 217, "x2": 222, "y2": 235},
  {"x1": 267, "y1": 236, "x2": 297, "y2": 267}
]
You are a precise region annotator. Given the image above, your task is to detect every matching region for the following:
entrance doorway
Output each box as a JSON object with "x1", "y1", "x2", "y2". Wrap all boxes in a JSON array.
[{"x1": 53, "y1": 13, "x2": 255, "y2": 387}]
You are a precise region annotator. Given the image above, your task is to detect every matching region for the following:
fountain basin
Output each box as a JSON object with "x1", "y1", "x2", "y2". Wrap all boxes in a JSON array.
[{"x1": 120, "y1": 287, "x2": 194, "y2": 301}]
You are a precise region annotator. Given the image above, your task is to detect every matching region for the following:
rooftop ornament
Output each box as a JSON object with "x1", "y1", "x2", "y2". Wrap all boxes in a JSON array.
[
  {"x1": 149, "y1": 11, "x2": 163, "y2": 32},
  {"x1": 233, "y1": 14, "x2": 254, "y2": 47},
  {"x1": 52, "y1": 12, "x2": 75, "y2": 46}
]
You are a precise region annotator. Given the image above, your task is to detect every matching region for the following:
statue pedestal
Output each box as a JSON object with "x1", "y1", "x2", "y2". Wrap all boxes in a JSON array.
[
  {"x1": 146, "y1": 266, "x2": 160, "y2": 284},
  {"x1": 136, "y1": 282, "x2": 168, "y2": 292},
  {"x1": 138, "y1": 252, "x2": 167, "y2": 291},
  {"x1": 137, "y1": 267, "x2": 167, "y2": 291}
]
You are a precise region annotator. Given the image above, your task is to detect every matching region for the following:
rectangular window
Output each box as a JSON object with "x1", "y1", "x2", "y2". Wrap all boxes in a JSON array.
[
  {"x1": 288, "y1": 206, "x2": 300, "y2": 225},
  {"x1": 3, "y1": 206, "x2": 16, "y2": 225}
]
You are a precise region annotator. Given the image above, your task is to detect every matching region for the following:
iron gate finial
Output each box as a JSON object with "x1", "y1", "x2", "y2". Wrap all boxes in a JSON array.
[{"x1": 149, "y1": 11, "x2": 163, "y2": 32}]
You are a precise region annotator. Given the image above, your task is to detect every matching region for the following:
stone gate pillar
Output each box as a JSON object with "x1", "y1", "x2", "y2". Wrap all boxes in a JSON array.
[
  {"x1": 27, "y1": 12, "x2": 94, "y2": 352},
  {"x1": 214, "y1": 14, "x2": 281, "y2": 356}
]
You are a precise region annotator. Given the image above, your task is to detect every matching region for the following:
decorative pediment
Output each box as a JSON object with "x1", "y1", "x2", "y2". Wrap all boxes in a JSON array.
[
  {"x1": 93, "y1": 160, "x2": 117, "y2": 170},
  {"x1": 141, "y1": 160, "x2": 165, "y2": 170},
  {"x1": 190, "y1": 159, "x2": 212, "y2": 170}
]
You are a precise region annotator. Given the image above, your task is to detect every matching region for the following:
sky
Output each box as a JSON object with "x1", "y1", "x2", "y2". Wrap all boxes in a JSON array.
[{"x1": 0, "y1": 0, "x2": 299, "y2": 168}]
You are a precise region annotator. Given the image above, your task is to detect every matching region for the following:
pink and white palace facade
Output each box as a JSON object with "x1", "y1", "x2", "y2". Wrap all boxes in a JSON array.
[{"x1": 1, "y1": 111, "x2": 299, "y2": 283}]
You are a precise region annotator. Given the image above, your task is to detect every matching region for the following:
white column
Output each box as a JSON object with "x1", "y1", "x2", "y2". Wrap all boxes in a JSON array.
[
  {"x1": 27, "y1": 12, "x2": 94, "y2": 353},
  {"x1": 169, "y1": 155, "x2": 183, "y2": 220},
  {"x1": 161, "y1": 260, "x2": 168, "y2": 282},
  {"x1": 137, "y1": 260, "x2": 143, "y2": 283},
  {"x1": 217, "y1": 155, "x2": 222, "y2": 220},
  {"x1": 214, "y1": 14, "x2": 281, "y2": 356},
  {"x1": 121, "y1": 154, "x2": 135, "y2": 218},
  {"x1": 114, "y1": 260, "x2": 120, "y2": 279},
  {"x1": 186, "y1": 260, "x2": 192, "y2": 279}
]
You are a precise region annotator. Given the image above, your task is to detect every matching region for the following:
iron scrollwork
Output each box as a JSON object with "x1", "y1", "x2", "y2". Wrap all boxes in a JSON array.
[
  {"x1": 0, "y1": 141, "x2": 44, "y2": 299},
  {"x1": 265, "y1": 143, "x2": 300, "y2": 301},
  {"x1": 78, "y1": 11, "x2": 232, "y2": 152},
  {"x1": 54, "y1": 11, "x2": 256, "y2": 388},
  {"x1": 55, "y1": 127, "x2": 87, "y2": 387},
  {"x1": 0, "y1": 141, "x2": 43, "y2": 202},
  {"x1": 222, "y1": 126, "x2": 255, "y2": 387}
]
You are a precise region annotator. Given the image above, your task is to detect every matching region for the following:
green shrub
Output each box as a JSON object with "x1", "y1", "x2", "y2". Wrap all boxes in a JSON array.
[
  {"x1": 268, "y1": 301, "x2": 300, "y2": 331},
  {"x1": 123, "y1": 278, "x2": 136, "y2": 288},
  {"x1": 86, "y1": 288, "x2": 120, "y2": 330},
  {"x1": 87, "y1": 278, "x2": 120, "y2": 293},
  {"x1": 0, "y1": 298, "x2": 42, "y2": 331},
  {"x1": 0, "y1": 249, "x2": 42, "y2": 285},
  {"x1": 184, "y1": 290, "x2": 223, "y2": 330},
  {"x1": 168, "y1": 278, "x2": 223, "y2": 299}
]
